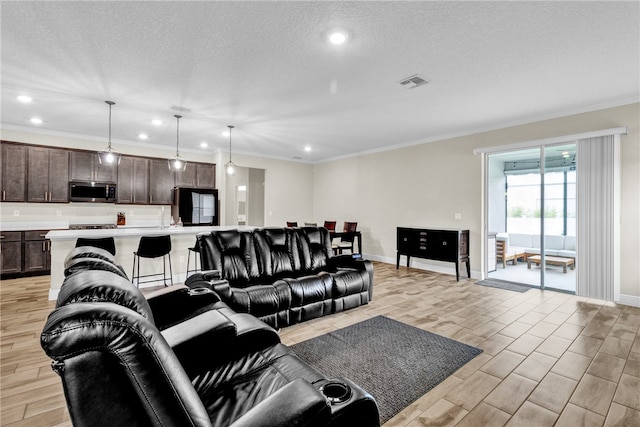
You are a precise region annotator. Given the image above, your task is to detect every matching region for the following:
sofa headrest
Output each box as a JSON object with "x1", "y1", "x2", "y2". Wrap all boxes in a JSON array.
[
  {"x1": 58, "y1": 269, "x2": 154, "y2": 323},
  {"x1": 260, "y1": 228, "x2": 289, "y2": 247},
  {"x1": 64, "y1": 246, "x2": 116, "y2": 267},
  {"x1": 216, "y1": 229, "x2": 245, "y2": 252},
  {"x1": 64, "y1": 257, "x2": 129, "y2": 279}
]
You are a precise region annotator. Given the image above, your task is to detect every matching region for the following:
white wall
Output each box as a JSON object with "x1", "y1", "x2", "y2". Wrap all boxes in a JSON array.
[
  {"x1": 313, "y1": 103, "x2": 640, "y2": 301},
  {"x1": 216, "y1": 152, "x2": 314, "y2": 227}
]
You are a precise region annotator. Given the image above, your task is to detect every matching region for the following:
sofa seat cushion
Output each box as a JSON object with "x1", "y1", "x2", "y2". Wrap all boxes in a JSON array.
[
  {"x1": 193, "y1": 343, "x2": 324, "y2": 426},
  {"x1": 229, "y1": 282, "x2": 291, "y2": 329},
  {"x1": 556, "y1": 250, "x2": 576, "y2": 258},
  {"x1": 332, "y1": 268, "x2": 369, "y2": 312},
  {"x1": 278, "y1": 273, "x2": 333, "y2": 324}
]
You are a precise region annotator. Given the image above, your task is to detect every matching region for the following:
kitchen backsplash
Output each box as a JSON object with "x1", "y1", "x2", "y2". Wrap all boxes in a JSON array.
[{"x1": 0, "y1": 202, "x2": 172, "y2": 230}]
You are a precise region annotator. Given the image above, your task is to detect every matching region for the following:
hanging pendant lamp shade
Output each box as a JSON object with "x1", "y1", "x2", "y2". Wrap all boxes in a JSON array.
[
  {"x1": 225, "y1": 125, "x2": 236, "y2": 175},
  {"x1": 97, "y1": 101, "x2": 121, "y2": 165},
  {"x1": 168, "y1": 114, "x2": 187, "y2": 172}
]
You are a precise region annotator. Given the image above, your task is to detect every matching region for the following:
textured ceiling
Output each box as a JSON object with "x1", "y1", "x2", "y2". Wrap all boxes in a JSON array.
[{"x1": 1, "y1": 1, "x2": 638, "y2": 163}]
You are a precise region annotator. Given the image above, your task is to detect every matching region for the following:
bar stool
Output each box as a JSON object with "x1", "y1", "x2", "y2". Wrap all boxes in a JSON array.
[
  {"x1": 132, "y1": 235, "x2": 173, "y2": 287},
  {"x1": 185, "y1": 239, "x2": 200, "y2": 280},
  {"x1": 75, "y1": 237, "x2": 116, "y2": 255}
]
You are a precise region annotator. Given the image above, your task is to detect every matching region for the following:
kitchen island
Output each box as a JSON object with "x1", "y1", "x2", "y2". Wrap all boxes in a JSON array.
[{"x1": 46, "y1": 225, "x2": 250, "y2": 300}]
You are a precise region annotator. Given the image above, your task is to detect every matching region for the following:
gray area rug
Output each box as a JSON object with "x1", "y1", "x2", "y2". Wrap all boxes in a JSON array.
[
  {"x1": 476, "y1": 278, "x2": 537, "y2": 293},
  {"x1": 290, "y1": 315, "x2": 483, "y2": 424}
]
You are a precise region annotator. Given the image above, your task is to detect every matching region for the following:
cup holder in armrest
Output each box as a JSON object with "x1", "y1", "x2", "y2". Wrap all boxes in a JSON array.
[
  {"x1": 319, "y1": 381, "x2": 352, "y2": 404},
  {"x1": 188, "y1": 287, "x2": 214, "y2": 296}
]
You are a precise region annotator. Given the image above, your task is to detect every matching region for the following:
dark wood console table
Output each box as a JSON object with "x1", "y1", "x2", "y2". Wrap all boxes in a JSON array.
[{"x1": 396, "y1": 227, "x2": 470, "y2": 281}]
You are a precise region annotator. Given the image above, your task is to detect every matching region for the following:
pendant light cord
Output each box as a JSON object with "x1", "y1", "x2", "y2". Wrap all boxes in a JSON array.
[
  {"x1": 106, "y1": 100, "x2": 115, "y2": 150},
  {"x1": 175, "y1": 115, "x2": 182, "y2": 156},
  {"x1": 228, "y1": 125, "x2": 234, "y2": 162}
]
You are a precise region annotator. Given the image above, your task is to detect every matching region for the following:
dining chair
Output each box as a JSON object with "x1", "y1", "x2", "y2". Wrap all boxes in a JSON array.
[
  {"x1": 286, "y1": 221, "x2": 298, "y2": 227},
  {"x1": 335, "y1": 222, "x2": 358, "y2": 254}
]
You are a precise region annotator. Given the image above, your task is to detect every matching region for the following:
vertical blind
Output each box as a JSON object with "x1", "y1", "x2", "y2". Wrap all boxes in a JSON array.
[{"x1": 576, "y1": 135, "x2": 616, "y2": 300}]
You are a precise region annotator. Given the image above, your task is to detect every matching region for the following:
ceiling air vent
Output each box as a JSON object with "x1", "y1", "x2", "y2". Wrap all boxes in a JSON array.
[
  {"x1": 170, "y1": 105, "x2": 192, "y2": 114},
  {"x1": 398, "y1": 74, "x2": 429, "y2": 89}
]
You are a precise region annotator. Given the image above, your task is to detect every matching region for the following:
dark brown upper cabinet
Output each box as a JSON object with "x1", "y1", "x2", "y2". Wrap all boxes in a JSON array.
[
  {"x1": 175, "y1": 162, "x2": 216, "y2": 189},
  {"x1": 1, "y1": 143, "x2": 27, "y2": 202},
  {"x1": 117, "y1": 156, "x2": 149, "y2": 204},
  {"x1": 70, "y1": 151, "x2": 117, "y2": 182},
  {"x1": 27, "y1": 147, "x2": 69, "y2": 203},
  {"x1": 148, "y1": 159, "x2": 174, "y2": 205}
]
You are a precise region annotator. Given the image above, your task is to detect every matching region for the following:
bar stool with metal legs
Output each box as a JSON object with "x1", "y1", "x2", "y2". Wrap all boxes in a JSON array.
[
  {"x1": 185, "y1": 239, "x2": 201, "y2": 280},
  {"x1": 132, "y1": 235, "x2": 173, "y2": 287}
]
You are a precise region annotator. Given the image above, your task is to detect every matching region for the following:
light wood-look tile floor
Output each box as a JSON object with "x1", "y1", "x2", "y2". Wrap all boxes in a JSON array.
[{"x1": 2, "y1": 263, "x2": 639, "y2": 426}]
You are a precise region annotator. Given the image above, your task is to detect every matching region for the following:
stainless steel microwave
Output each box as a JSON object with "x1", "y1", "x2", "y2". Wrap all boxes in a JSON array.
[{"x1": 69, "y1": 181, "x2": 116, "y2": 203}]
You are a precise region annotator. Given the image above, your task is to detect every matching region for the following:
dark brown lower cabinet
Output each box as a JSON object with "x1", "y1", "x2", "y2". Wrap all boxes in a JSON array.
[
  {"x1": 0, "y1": 230, "x2": 51, "y2": 277},
  {"x1": 0, "y1": 231, "x2": 23, "y2": 275},
  {"x1": 24, "y1": 230, "x2": 51, "y2": 273}
]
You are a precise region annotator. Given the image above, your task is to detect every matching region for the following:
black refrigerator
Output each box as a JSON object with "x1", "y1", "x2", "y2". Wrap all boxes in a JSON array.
[{"x1": 171, "y1": 188, "x2": 219, "y2": 226}]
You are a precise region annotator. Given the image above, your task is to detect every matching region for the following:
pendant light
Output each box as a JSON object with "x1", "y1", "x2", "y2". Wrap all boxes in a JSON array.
[
  {"x1": 97, "y1": 101, "x2": 121, "y2": 165},
  {"x1": 168, "y1": 114, "x2": 187, "y2": 171},
  {"x1": 225, "y1": 125, "x2": 236, "y2": 175}
]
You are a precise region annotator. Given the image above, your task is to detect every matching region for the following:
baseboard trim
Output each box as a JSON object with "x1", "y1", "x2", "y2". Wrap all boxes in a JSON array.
[
  {"x1": 364, "y1": 253, "x2": 481, "y2": 280},
  {"x1": 618, "y1": 293, "x2": 640, "y2": 308}
]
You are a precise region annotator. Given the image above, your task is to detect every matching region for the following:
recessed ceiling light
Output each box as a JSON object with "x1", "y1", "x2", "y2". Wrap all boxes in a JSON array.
[
  {"x1": 328, "y1": 31, "x2": 348, "y2": 45},
  {"x1": 17, "y1": 95, "x2": 32, "y2": 103},
  {"x1": 200, "y1": 142, "x2": 208, "y2": 148},
  {"x1": 304, "y1": 146, "x2": 312, "y2": 152},
  {"x1": 30, "y1": 117, "x2": 43, "y2": 124},
  {"x1": 138, "y1": 133, "x2": 148, "y2": 140},
  {"x1": 152, "y1": 119, "x2": 162, "y2": 125}
]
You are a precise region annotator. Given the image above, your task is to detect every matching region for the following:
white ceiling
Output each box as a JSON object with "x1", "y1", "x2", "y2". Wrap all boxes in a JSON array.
[{"x1": 1, "y1": 1, "x2": 638, "y2": 163}]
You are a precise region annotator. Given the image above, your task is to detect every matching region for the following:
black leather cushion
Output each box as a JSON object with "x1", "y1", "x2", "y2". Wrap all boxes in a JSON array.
[
  {"x1": 298, "y1": 227, "x2": 333, "y2": 271},
  {"x1": 193, "y1": 343, "x2": 325, "y2": 426},
  {"x1": 65, "y1": 246, "x2": 117, "y2": 266},
  {"x1": 198, "y1": 230, "x2": 261, "y2": 287},
  {"x1": 64, "y1": 257, "x2": 128, "y2": 279},
  {"x1": 282, "y1": 273, "x2": 333, "y2": 324},
  {"x1": 229, "y1": 282, "x2": 291, "y2": 328},
  {"x1": 254, "y1": 228, "x2": 301, "y2": 277},
  {"x1": 57, "y1": 269, "x2": 155, "y2": 322},
  {"x1": 332, "y1": 269, "x2": 370, "y2": 312}
]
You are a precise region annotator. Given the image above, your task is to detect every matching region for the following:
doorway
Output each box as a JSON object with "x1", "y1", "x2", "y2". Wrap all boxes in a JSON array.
[
  {"x1": 486, "y1": 143, "x2": 576, "y2": 292},
  {"x1": 224, "y1": 166, "x2": 265, "y2": 226}
]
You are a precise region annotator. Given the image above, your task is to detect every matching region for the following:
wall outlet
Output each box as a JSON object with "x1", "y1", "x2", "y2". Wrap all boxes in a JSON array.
[
  {"x1": 56, "y1": 210, "x2": 62, "y2": 217},
  {"x1": 454, "y1": 213, "x2": 462, "y2": 220},
  {"x1": 13, "y1": 210, "x2": 19, "y2": 217}
]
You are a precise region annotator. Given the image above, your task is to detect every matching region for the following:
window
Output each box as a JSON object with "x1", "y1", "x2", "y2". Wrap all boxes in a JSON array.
[{"x1": 506, "y1": 171, "x2": 576, "y2": 236}]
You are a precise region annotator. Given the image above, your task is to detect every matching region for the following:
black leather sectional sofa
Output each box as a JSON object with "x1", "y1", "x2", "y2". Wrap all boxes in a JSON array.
[
  {"x1": 189, "y1": 226, "x2": 374, "y2": 329},
  {"x1": 41, "y1": 246, "x2": 380, "y2": 426}
]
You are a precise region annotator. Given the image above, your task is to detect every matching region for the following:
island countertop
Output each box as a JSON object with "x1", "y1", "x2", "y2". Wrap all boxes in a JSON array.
[
  {"x1": 46, "y1": 225, "x2": 252, "y2": 240},
  {"x1": 46, "y1": 225, "x2": 255, "y2": 300}
]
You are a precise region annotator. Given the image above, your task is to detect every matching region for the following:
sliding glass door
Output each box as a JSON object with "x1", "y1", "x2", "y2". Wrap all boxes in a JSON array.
[{"x1": 486, "y1": 143, "x2": 576, "y2": 292}]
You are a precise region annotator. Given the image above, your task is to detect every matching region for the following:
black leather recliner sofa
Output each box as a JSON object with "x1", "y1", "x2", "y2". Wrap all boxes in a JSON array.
[
  {"x1": 190, "y1": 226, "x2": 373, "y2": 329},
  {"x1": 41, "y1": 250, "x2": 380, "y2": 427}
]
